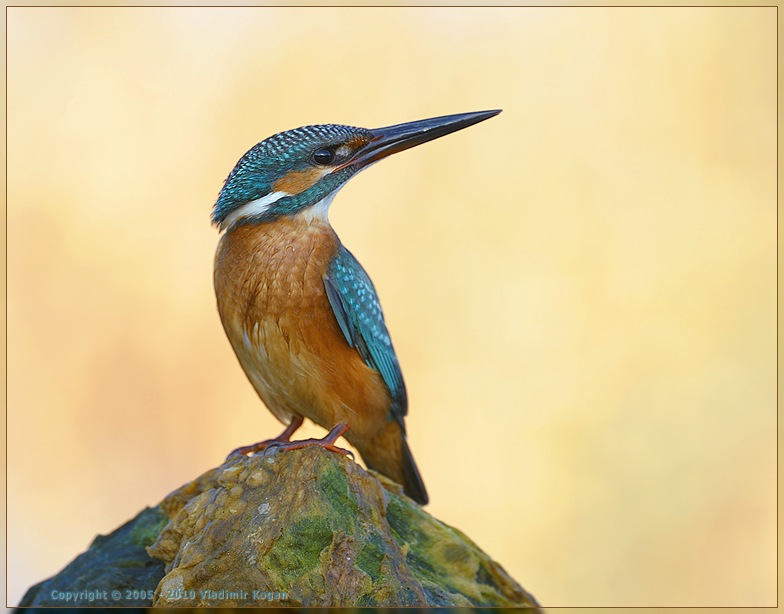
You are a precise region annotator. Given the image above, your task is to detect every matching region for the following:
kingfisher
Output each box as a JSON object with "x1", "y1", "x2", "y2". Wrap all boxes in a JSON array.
[{"x1": 212, "y1": 110, "x2": 501, "y2": 505}]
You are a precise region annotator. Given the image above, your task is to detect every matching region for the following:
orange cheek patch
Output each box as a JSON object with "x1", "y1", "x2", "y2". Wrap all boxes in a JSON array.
[{"x1": 272, "y1": 167, "x2": 331, "y2": 194}]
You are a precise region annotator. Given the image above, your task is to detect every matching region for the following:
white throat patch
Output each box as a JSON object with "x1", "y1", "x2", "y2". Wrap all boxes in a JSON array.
[{"x1": 299, "y1": 191, "x2": 338, "y2": 224}]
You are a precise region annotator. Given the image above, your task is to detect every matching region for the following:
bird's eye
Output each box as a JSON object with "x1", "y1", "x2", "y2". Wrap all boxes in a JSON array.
[{"x1": 313, "y1": 148, "x2": 336, "y2": 165}]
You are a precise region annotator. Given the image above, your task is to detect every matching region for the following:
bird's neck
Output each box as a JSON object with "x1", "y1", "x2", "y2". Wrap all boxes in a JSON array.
[
  {"x1": 216, "y1": 208, "x2": 340, "y2": 271},
  {"x1": 295, "y1": 194, "x2": 334, "y2": 226}
]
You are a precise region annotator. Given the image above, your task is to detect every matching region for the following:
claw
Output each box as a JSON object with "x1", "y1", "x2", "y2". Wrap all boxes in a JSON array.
[
  {"x1": 227, "y1": 416, "x2": 304, "y2": 460},
  {"x1": 261, "y1": 441, "x2": 283, "y2": 457}
]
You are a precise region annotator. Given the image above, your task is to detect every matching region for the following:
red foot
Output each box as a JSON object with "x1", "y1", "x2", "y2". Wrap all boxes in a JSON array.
[
  {"x1": 227, "y1": 416, "x2": 303, "y2": 459},
  {"x1": 264, "y1": 423, "x2": 354, "y2": 459}
]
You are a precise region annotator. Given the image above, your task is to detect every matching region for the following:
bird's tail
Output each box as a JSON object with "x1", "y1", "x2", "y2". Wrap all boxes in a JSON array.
[
  {"x1": 398, "y1": 435, "x2": 429, "y2": 505},
  {"x1": 358, "y1": 421, "x2": 429, "y2": 505}
]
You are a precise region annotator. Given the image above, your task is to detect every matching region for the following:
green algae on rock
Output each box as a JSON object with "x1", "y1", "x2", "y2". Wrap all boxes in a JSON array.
[{"x1": 146, "y1": 446, "x2": 539, "y2": 608}]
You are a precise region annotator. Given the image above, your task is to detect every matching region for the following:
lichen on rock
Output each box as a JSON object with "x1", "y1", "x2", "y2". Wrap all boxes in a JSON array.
[{"x1": 146, "y1": 445, "x2": 539, "y2": 608}]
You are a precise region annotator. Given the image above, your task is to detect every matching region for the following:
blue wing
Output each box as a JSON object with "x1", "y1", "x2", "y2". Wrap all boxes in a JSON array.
[{"x1": 324, "y1": 246, "x2": 407, "y2": 421}]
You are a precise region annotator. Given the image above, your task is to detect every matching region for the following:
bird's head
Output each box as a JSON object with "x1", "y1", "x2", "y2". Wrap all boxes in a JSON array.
[{"x1": 211, "y1": 110, "x2": 501, "y2": 231}]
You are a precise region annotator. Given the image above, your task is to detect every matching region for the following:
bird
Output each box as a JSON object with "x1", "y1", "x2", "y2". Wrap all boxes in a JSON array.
[{"x1": 212, "y1": 110, "x2": 501, "y2": 505}]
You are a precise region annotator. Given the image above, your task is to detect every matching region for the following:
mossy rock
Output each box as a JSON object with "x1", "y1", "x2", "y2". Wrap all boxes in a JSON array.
[{"x1": 19, "y1": 446, "x2": 540, "y2": 608}]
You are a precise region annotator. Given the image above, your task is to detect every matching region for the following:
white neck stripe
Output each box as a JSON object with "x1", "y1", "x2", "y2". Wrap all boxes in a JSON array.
[{"x1": 221, "y1": 190, "x2": 290, "y2": 230}]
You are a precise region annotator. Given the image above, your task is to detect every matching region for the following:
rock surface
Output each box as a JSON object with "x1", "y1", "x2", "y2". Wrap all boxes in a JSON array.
[
  {"x1": 18, "y1": 507, "x2": 168, "y2": 607},
  {"x1": 19, "y1": 445, "x2": 540, "y2": 608}
]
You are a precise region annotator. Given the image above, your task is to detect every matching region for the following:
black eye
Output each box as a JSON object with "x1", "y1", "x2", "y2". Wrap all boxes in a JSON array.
[{"x1": 313, "y1": 148, "x2": 335, "y2": 165}]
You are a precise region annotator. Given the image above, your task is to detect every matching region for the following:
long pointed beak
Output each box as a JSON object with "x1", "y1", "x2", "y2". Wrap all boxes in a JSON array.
[{"x1": 348, "y1": 109, "x2": 502, "y2": 169}]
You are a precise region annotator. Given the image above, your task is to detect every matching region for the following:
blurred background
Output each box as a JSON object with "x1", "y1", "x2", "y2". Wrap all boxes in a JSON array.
[{"x1": 5, "y1": 6, "x2": 776, "y2": 607}]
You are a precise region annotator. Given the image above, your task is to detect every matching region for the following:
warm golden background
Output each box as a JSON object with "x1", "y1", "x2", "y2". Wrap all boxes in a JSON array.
[{"x1": 6, "y1": 6, "x2": 776, "y2": 607}]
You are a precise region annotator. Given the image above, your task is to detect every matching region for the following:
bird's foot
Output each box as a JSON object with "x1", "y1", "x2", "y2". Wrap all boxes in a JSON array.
[
  {"x1": 263, "y1": 423, "x2": 354, "y2": 460},
  {"x1": 227, "y1": 416, "x2": 304, "y2": 459},
  {"x1": 228, "y1": 440, "x2": 274, "y2": 458}
]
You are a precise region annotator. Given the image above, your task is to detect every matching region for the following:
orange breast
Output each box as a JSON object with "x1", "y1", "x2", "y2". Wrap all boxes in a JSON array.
[{"x1": 213, "y1": 216, "x2": 392, "y2": 442}]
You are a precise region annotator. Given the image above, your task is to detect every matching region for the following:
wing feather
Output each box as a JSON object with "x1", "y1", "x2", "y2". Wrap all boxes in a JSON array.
[{"x1": 324, "y1": 246, "x2": 407, "y2": 421}]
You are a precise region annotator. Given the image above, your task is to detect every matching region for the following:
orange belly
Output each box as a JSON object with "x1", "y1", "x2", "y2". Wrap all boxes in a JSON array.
[{"x1": 213, "y1": 216, "x2": 392, "y2": 443}]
